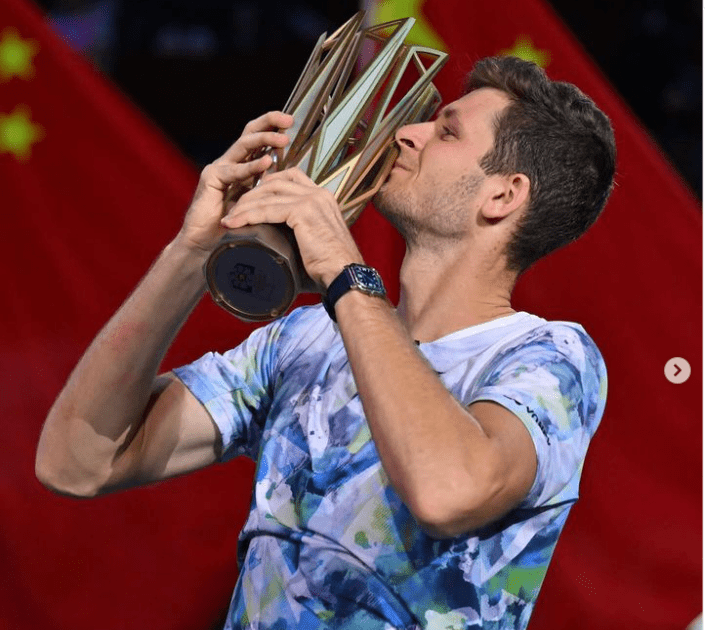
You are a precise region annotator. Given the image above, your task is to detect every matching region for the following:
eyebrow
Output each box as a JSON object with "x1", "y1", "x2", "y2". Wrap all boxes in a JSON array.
[{"x1": 436, "y1": 106, "x2": 461, "y2": 132}]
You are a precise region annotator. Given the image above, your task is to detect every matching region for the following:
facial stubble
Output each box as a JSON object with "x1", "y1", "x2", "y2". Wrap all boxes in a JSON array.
[{"x1": 374, "y1": 172, "x2": 485, "y2": 250}]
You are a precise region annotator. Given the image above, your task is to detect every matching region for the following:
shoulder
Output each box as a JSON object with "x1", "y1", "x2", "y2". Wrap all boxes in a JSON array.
[
  {"x1": 472, "y1": 318, "x2": 607, "y2": 507},
  {"x1": 490, "y1": 319, "x2": 605, "y2": 380},
  {"x1": 477, "y1": 318, "x2": 607, "y2": 436}
]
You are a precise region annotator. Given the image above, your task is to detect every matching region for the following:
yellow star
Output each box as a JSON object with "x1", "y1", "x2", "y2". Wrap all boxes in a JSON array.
[
  {"x1": 371, "y1": 0, "x2": 447, "y2": 51},
  {"x1": 0, "y1": 105, "x2": 44, "y2": 161},
  {"x1": 0, "y1": 27, "x2": 40, "y2": 82},
  {"x1": 500, "y1": 36, "x2": 550, "y2": 68}
]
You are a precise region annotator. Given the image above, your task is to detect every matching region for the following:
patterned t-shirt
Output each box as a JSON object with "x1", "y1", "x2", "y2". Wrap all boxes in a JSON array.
[{"x1": 173, "y1": 305, "x2": 607, "y2": 630}]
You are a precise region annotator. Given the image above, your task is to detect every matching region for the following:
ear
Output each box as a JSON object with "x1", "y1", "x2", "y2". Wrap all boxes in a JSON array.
[{"x1": 480, "y1": 173, "x2": 531, "y2": 222}]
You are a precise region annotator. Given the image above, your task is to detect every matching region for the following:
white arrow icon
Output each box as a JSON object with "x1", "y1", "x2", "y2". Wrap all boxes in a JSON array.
[{"x1": 665, "y1": 358, "x2": 691, "y2": 384}]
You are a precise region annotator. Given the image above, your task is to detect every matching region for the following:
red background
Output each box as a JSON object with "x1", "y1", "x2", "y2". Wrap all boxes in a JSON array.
[{"x1": 1, "y1": 0, "x2": 701, "y2": 628}]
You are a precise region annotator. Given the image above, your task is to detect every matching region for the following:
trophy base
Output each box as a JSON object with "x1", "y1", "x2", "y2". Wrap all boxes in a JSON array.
[{"x1": 205, "y1": 224, "x2": 304, "y2": 322}]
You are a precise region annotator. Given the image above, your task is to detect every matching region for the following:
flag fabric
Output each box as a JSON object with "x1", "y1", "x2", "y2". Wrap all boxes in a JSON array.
[
  {"x1": 3, "y1": 0, "x2": 700, "y2": 628},
  {"x1": 364, "y1": 1, "x2": 702, "y2": 629},
  {"x1": 1, "y1": 1, "x2": 259, "y2": 628}
]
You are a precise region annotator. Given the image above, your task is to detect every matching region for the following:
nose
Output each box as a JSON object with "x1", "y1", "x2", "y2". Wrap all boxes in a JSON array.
[{"x1": 394, "y1": 121, "x2": 432, "y2": 151}]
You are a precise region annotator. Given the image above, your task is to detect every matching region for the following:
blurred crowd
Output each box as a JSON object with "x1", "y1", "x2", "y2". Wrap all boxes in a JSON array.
[{"x1": 37, "y1": 0, "x2": 701, "y2": 195}]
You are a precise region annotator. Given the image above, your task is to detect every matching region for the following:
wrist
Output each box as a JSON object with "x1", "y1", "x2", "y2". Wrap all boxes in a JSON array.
[
  {"x1": 323, "y1": 263, "x2": 386, "y2": 322},
  {"x1": 320, "y1": 258, "x2": 365, "y2": 289},
  {"x1": 169, "y1": 233, "x2": 215, "y2": 267},
  {"x1": 161, "y1": 238, "x2": 211, "y2": 292},
  {"x1": 336, "y1": 284, "x2": 390, "y2": 314}
]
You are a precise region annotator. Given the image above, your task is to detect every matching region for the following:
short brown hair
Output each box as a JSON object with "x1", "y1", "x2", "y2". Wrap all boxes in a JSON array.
[{"x1": 466, "y1": 56, "x2": 616, "y2": 273}]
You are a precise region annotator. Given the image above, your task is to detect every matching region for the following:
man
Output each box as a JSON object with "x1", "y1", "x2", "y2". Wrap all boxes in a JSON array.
[{"x1": 36, "y1": 56, "x2": 616, "y2": 629}]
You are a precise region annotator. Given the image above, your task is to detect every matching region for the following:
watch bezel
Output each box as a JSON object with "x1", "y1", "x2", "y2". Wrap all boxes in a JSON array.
[{"x1": 346, "y1": 263, "x2": 385, "y2": 297}]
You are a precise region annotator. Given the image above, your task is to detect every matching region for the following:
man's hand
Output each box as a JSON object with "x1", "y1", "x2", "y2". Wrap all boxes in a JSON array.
[
  {"x1": 220, "y1": 168, "x2": 364, "y2": 289},
  {"x1": 177, "y1": 111, "x2": 294, "y2": 254}
]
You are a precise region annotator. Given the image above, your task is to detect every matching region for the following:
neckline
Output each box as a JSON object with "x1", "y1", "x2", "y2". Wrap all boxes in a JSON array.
[{"x1": 415, "y1": 312, "x2": 539, "y2": 346}]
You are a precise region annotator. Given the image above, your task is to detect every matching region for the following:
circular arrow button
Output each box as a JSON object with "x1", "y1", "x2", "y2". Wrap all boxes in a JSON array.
[{"x1": 665, "y1": 358, "x2": 691, "y2": 384}]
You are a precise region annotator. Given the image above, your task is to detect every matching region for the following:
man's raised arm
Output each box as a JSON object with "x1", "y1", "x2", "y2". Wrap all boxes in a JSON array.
[{"x1": 35, "y1": 112, "x2": 294, "y2": 498}]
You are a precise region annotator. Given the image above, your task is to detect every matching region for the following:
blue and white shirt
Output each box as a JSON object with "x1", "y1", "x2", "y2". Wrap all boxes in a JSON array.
[{"x1": 174, "y1": 305, "x2": 607, "y2": 630}]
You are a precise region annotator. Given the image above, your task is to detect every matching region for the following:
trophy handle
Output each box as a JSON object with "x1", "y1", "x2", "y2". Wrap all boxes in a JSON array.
[{"x1": 204, "y1": 224, "x2": 317, "y2": 322}]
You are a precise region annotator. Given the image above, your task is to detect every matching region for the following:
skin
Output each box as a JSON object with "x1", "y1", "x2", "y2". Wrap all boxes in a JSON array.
[{"x1": 36, "y1": 90, "x2": 537, "y2": 539}]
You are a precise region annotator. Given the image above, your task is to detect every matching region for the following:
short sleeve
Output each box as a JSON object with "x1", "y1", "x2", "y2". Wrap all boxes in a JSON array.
[
  {"x1": 172, "y1": 317, "x2": 287, "y2": 462},
  {"x1": 470, "y1": 323, "x2": 607, "y2": 508}
]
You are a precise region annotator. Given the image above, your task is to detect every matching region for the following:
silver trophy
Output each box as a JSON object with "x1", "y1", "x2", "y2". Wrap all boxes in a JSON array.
[{"x1": 205, "y1": 12, "x2": 447, "y2": 321}]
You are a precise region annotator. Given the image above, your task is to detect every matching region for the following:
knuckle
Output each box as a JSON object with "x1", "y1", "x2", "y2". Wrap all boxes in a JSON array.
[
  {"x1": 304, "y1": 194, "x2": 319, "y2": 212},
  {"x1": 200, "y1": 163, "x2": 215, "y2": 181}
]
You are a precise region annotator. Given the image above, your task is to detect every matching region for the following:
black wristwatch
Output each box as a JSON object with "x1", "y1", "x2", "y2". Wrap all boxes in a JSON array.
[{"x1": 323, "y1": 263, "x2": 386, "y2": 322}]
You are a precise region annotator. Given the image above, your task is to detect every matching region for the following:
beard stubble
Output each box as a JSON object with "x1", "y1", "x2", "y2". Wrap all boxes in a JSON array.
[{"x1": 373, "y1": 172, "x2": 485, "y2": 250}]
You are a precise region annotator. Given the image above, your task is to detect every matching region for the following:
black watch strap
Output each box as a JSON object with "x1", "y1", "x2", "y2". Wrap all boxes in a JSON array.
[{"x1": 323, "y1": 264, "x2": 386, "y2": 322}]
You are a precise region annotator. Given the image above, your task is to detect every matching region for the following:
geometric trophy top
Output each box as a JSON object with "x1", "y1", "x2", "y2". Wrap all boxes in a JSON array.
[{"x1": 261, "y1": 11, "x2": 448, "y2": 224}]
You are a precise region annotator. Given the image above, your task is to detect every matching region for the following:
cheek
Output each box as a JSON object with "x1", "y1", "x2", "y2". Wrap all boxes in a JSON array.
[
  {"x1": 420, "y1": 148, "x2": 463, "y2": 179},
  {"x1": 418, "y1": 164, "x2": 459, "y2": 191},
  {"x1": 421, "y1": 149, "x2": 483, "y2": 188}
]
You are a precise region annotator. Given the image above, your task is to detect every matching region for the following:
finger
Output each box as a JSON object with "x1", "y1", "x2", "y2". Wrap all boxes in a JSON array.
[
  {"x1": 221, "y1": 111, "x2": 293, "y2": 162},
  {"x1": 242, "y1": 111, "x2": 294, "y2": 136},
  {"x1": 262, "y1": 167, "x2": 316, "y2": 187},
  {"x1": 221, "y1": 130, "x2": 290, "y2": 164},
  {"x1": 238, "y1": 176, "x2": 312, "y2": 201},
  {"x1": 204, "y1": 154, "x2": 273, "y2": 192},
  {"x1": 223, "y1": 184, "x2": 341, "y2": 231},
  {"x1": 221, "y1": 197, "x2": 297, "y2": 229}
]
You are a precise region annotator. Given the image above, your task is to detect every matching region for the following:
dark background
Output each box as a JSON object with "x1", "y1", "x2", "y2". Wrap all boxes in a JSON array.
[{"x1": 36, "y1": 0, "x2": 702, "y2": 195}]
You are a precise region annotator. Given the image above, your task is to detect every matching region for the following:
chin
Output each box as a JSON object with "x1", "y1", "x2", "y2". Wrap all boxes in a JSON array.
[
  {"x1": 372, "y1": 187, "x2": 418, "y2": 242},
  {"x1": 372, "y1": 185, "x2": 394, "y2": 214}
]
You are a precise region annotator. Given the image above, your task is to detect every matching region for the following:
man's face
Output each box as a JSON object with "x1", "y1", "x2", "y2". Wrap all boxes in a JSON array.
[{"x1": 374, "y1": 87, "x2": 511, "y2": 248}]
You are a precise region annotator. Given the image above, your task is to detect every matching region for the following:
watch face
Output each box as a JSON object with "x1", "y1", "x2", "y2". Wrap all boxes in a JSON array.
[{"x1": 350, "y1": 264, "x2": 385, "y2": 295}]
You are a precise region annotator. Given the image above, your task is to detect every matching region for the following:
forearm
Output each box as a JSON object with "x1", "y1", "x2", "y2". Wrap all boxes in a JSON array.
[
  {"x1": 335, "y1": 291, "x2": 493, "y2": 528},
  {"x1": 36, "y1": 237, "x2": 209, "y2": 494}
]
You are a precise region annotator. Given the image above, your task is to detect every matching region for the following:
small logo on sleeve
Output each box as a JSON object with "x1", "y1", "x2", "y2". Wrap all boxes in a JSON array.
[{"x1": 504, "y1": 395, "x2": 551, "y2": 445}]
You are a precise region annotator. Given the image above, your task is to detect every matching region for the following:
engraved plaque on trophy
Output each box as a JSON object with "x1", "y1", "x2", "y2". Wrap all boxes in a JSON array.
[{"x1": 205, "y1": 11, "x2": 448, "y2": 321}]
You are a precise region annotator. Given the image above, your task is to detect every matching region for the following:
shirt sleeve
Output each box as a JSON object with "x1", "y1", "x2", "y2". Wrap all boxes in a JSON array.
[
  {"x1": 172, "y1": 317, "x2": 288, "y2": 462},
  {"x1": 470, "y1": 323, "x2": 607, "y2": 508}
]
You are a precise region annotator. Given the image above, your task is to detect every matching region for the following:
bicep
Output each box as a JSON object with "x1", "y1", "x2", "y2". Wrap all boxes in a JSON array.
[
  {"x1": 464, "y1": 401, "x2": 537, "y2": 528},
  {"x1": 103, "y1": 373, "x2": 221, "y2": 493},
  {"x1": 417, "y1": 401, "x2": 537, "y2": 538}
]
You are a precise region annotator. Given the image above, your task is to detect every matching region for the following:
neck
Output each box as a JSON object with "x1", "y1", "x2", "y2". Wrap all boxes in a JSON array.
[{"x1": 395, "y1": 240, "x2": 518, "y2": 343}]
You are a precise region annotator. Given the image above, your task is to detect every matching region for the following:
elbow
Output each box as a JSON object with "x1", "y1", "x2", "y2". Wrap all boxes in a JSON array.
[
  {"x1": 413, "y1": 504, "x2": 483, "y2": 540},
  {"x1": 36, "y1": 467, "x2": 101, "y2": 499},
  {"x1": 409, "y1": 494, "x2": 478, "y2": 540},
  {"x1": 35, "y1": 452, "x2": 102, "y2": 499},
  {"x1": 35, "y1": 412, "x2": 108, "y2": 498},
  {"x1": 409, "y1": 476, "x2": 502, "y2": 540}
]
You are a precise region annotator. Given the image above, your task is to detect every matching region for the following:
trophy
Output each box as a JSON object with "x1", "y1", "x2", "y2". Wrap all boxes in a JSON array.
[{"x1": 205, "y1": 12, "x2": 448, "y2": 321}]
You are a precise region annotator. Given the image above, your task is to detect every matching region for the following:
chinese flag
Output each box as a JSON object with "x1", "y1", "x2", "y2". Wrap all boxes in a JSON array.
[
  {"x1": 364, "y1": 0, "x2": 701, "y2": 629},
  {"x1": 1, "y1": 0, "x2": 265, "y2": 629}
]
